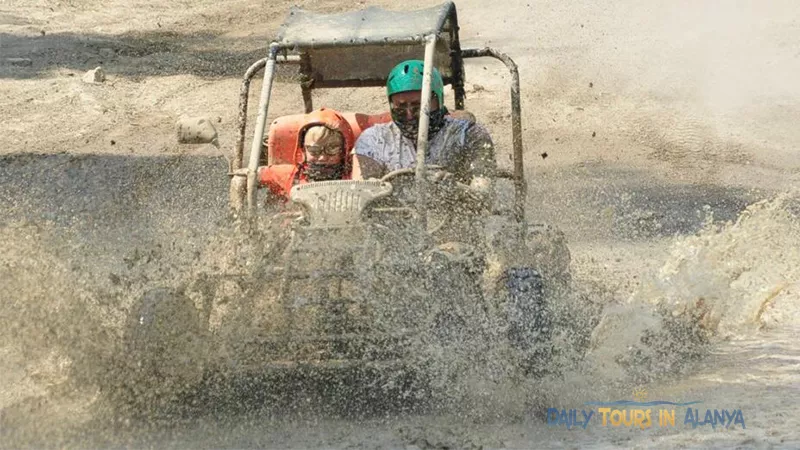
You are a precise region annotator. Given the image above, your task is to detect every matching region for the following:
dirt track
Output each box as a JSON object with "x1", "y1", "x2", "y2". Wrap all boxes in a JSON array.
[{"x1": 2, "y1": 0, "x2": 800, "y2": 448}]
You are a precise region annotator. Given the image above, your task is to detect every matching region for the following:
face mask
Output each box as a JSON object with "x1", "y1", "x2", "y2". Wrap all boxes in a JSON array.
[
  {"x1": 391, "y1": 106, "x2": 448, "y2": 142},
  {"x1": 306, "y1": 162, "x2": 345, "y2": 181}
]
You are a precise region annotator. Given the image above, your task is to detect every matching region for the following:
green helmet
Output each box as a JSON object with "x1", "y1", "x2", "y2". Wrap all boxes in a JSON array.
[{"x1": 386, "y1": 60, "x2": 444, "y2": 108}]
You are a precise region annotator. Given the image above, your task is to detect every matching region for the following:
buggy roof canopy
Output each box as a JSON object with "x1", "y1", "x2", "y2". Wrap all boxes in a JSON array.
[{"x1": 273, "y1": 2, "x2": 463, "y2": 88}]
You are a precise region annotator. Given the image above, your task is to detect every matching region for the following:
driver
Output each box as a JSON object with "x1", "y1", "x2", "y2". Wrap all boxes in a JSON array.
[
  {"x1": 352, "y1": 59, "x2": 496, "y2": 206},
  {"x1": 353, "y1": 62, "x2": 555, "y2": 373},
  {"x1": 259, "y1": 107, "x2": 355, "y2": 203}
]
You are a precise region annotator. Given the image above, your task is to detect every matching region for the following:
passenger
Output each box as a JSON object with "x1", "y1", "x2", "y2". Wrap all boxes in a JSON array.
[{"x1": 258, "y1": 108, "x2": 355, "y2": 203}]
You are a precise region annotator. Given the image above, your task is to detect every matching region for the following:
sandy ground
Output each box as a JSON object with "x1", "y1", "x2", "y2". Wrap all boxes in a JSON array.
[{"x1": 2, "y1": 0, "x2": 800, "y2": 448}]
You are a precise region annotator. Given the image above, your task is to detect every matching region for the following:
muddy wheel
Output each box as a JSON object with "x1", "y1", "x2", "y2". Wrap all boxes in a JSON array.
[
  {"x1": 122, "y1": 287, "x2": 209, "y2": 408},
  {"x1": 502, "y1": 267, "x2": 556, "y2": 376},
  {"x1": 481, "y1": 217, "x2": 572, "y2": 377}
]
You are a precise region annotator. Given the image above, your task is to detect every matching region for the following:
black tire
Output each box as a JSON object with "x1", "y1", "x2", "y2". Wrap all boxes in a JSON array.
[{"x1": 503, "y1": 267, "x2": 555, "y2": 377}]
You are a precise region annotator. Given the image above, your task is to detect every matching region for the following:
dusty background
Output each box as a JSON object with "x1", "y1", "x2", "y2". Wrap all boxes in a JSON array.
[{"x1": 2, "y1": 0, "x2": 800, "y2": 448}]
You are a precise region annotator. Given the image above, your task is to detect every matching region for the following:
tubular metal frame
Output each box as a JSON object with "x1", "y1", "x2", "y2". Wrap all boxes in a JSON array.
[{"x1": 233, "y1": 42, "x2": 527, "y2": 224}]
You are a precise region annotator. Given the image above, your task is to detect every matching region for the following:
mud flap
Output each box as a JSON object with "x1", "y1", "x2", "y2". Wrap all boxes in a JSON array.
[{"x1": 504, "y1": 267, "x2": 554, "y2": 376}]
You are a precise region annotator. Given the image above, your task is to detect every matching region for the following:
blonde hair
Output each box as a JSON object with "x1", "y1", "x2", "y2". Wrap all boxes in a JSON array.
[{"x1": 303, "y1": 125, "x2": 344, "y2": 148}]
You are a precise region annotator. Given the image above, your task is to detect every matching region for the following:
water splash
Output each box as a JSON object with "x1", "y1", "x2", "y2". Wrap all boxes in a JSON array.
[
  {"x1": 584, "y1": 192, "x2": 800, "y2": 387},
  {"x1": 651, "y1": 193, "x2": 800, "y2": 333}
]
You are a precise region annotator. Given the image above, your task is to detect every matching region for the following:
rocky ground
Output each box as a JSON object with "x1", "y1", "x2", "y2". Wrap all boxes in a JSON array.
[{"x1": 2, "y1": 0, "x2": 800, "y2": 448}]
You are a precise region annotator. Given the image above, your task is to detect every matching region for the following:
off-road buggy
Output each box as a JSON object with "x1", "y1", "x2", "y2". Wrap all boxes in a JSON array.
[{"x1": 123, "y1": 1, "x2": 573, "y2": 409}]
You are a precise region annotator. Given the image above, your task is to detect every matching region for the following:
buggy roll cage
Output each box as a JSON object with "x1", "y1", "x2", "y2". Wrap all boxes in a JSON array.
[{"x1": 232, "y1": 2, "x2": 527, "y2": 226}]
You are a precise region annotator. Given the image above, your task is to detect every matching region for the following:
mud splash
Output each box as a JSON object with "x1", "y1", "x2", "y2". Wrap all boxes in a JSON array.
[
  {"x1": 583, "y1": 192, "x2": 800, "y2": 389},
  {"x1": 651, "y1": 193, "x2": 800, "y2": 332},
  {"x1": 2, "y1": 155, "x2": 799, "y2": 448}
]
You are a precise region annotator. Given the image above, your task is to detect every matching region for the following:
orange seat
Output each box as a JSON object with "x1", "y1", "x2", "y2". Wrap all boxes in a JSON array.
[{"x1": 266, "y1": 111, "x2": 392, "y2": 166}]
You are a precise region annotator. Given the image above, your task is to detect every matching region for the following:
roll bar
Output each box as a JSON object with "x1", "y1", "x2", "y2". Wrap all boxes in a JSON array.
[{"x1": 232, "y1": 44, "x2": 527, "y2": 225}]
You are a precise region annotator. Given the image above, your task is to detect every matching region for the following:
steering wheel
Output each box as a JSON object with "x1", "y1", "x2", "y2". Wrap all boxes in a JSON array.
[
  {"x1": 377, "y1": 165, "x2": 462, "y2": 235},
  {"x1": 380, "y1": 165, "x2": 443, "y2": 183},
  {"x1": 380, "y1": 165, "x2": 475, "y2": 203}
]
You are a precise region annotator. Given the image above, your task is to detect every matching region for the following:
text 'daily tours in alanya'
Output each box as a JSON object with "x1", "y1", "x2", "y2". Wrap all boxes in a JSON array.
[{"x1": 547, "y1": 388, "x2": 746, "y2": 431}]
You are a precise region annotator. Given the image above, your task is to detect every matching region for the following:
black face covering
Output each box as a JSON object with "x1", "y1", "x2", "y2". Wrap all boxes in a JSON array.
[
  {"x1": 392, "y1": 107, "x2": 448, "y2": 142},
  {"x1": 306, "y1": 162, "x2": 345, "y2": 181}
]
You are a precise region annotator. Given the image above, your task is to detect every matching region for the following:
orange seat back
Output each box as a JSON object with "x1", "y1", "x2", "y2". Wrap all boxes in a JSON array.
[{"x1": 266, "y1": 111, "x2": 392, "y2": 165}]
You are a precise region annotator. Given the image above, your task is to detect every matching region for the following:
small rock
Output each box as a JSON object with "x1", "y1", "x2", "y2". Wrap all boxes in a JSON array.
[
  {"x1": 6, "y1": 58, "x2": 32, "y2": 67},
  {"x1": 176, "y1": 115, "x2": 218, "y2": 146},
  {"x1": 83, "y1": 66, "x2": 106, "y2": 83},
  {"x1": 98, "y1": 48, "x2": 116, "y2": 59},
  {"x1": 589, "y1": 82, "x2": 594, "y2": 88},
  {"x1": 592, "y1": 131, "x2": 597, "y2": 137},
  {"x1": 472, "y1": 83, "x2": 485, "y2": 92}
]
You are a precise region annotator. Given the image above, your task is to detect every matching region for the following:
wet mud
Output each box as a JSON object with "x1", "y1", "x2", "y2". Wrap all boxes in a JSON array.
[{"x1": 3, "y1": 153, "x2": 793, "y2": 448}]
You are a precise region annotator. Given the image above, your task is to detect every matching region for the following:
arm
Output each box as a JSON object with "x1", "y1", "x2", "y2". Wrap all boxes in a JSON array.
[
  {"x1": 462, "y1": 123, "x2": 497, "y2": 207},
  {"x1": 351, "y1": 153, "x2": 386, "y2": 180},
  {"x1": 352, "y1": 127, "x2": 389, "y2": 179}
]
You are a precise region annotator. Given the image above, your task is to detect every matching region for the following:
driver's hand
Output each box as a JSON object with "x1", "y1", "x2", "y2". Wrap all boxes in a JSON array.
[
  {"x1": 468, "y1": 176, "x2": 493, "y2": 198},
  {"x1": 429, "y1": 171, "x2": 455, "y2": 184},
  {"x1": 439, "y1": 175, "x2": 492, "y2": 212}
]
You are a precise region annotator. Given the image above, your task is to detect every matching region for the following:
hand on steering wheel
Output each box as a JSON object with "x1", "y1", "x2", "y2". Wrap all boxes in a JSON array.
[{"x1": 377, "y1": 165, "x2": 463, "y2": 235}]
